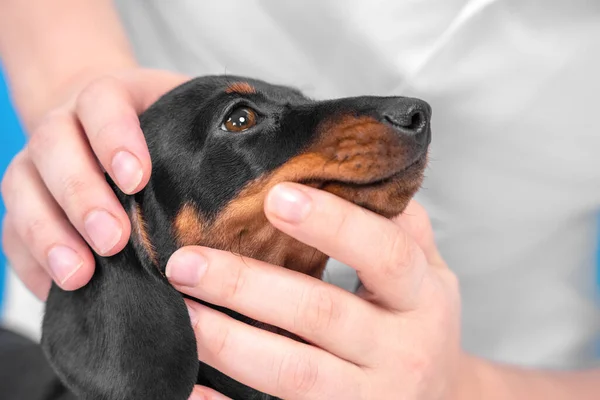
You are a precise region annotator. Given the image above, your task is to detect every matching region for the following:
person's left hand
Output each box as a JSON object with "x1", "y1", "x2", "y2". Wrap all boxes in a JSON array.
[{"x1": 165, "y1": 182, "x2": 466, "y2": 400}]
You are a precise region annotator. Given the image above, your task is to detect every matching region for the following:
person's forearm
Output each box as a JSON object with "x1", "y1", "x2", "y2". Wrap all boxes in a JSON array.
[
  {"x1": 459, "y1": 355, "x2": 599, "y2": 400},
  {"x1": 0, "y1": 0, "x2": 137, "y2": 130}
]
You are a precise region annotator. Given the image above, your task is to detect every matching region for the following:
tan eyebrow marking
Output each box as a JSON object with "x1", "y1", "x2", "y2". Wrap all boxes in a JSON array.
[{"x1": 225, "y1": 82, "x2": 256, "y2": 95}]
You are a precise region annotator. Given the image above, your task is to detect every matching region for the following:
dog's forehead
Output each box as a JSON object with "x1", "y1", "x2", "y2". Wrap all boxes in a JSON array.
[
  {"x1": 189, "y1": 75, "x2": 308, "y2": 103},
  {"x1": 240, "y1": 79, "x2": 306, "y2": 100}
]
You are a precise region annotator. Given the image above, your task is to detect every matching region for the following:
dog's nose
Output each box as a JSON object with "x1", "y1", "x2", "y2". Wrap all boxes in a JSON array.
[{"x1": 382, "y1": 98, "x2": 431, "y2": 146}]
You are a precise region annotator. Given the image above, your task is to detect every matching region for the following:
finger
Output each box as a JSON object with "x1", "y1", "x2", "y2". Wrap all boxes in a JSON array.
[
  {"x1": 186, "y1": 300, "x2": 365, "y2": 400},
  {"x1": 264, "y1": 182, "x2": 428, "y2": 311},
  {"x1": 1, "y1": 152, "x2": 95, "y2": 290},
  {"x1": 28, "y1": 112, "x2": 131, "y2": 256},
  {"x1": 75, "y1": 70, "x2": 189, "y2": 195},
  {"x1": 166, "y1": 247, "x2": 385, "y2": 365},
  {"x1": 2, "y1": 215, "x2": 52, "y2": 300},
  {"x1": 115, "y1": 69, "x2": 190, "y2": 111},
  {"x1": 76, "y1": 77, "x2": 151, "y2": 194},
  {"x1": 189, "y1": 385, "x2": 232, "y2": 400},
  {"x1": 392, "y1": 200, "x2": 444, "y2": 266}
]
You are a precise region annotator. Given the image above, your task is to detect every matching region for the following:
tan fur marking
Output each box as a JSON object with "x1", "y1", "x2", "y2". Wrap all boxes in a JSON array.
[
  {"x1": 174, "y1": 203, "x2": 205, "y2": 247},
  {"x1": 225, "y1": 82, "x2": 256, "y2": 95},
  {"x1": 132, "y1": 204, "x2": 158, "y2": 266},
  {"x1": 191, "y1": 115, "x2": 426, "y2": 278}
]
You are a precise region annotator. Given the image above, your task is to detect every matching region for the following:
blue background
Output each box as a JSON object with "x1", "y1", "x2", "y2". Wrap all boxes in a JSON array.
[
  {"x1": 0, "y1": 67, "x2": 26, "y2": 316},
  {"x1": 0, "y1": 66, "x2": 25, "y2": 316}
]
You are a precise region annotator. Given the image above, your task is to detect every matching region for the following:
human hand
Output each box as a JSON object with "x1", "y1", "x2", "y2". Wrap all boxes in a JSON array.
[
  {"x1": 166, "y1": 182, "x2": 468, "y2": 400},
  {"x1": 1, "y1": 68, "x2": 189, "y2": 300}
]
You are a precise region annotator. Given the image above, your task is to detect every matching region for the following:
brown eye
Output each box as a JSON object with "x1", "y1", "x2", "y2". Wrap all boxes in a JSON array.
[{"x1": 221, "y1": 107, "x2": 258, "y2": 132}]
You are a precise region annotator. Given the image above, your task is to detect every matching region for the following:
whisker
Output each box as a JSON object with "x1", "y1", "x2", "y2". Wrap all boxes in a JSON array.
[
  {"x1": 308, "y1": 247, "x2": 319, "y2": 268},
  {"x1": 237, "y1": 229, "x2": 251, "y2": 268}
]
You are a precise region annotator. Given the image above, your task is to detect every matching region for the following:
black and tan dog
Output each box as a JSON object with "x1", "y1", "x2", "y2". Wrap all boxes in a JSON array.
[{"x1": 40, "y1": 75, "x2": 432, "y2": 400}]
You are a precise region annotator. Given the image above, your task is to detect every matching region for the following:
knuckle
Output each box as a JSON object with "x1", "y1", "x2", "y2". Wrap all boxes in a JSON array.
[
  {"x1": 90, "y1": 115, "x2": 138, "y2": 147},
  {"x1": 218, "y1": 263, "x2": 247, "y2": 300},
  {"x1": 442, "y1": 269, "x2": 460, "y2": 294},
  {"x1": 295, "y1": 284, "x2": 340, "y2": 335},
  {"x1": 76, "y1": 76, "x2": 122, "y2": 111},
  {"x1": 405, "y1": 350, "x2": 434, "y2": 385},
  {"x1": 435, "y1": 269, "x2": 461, "y2": 316},
  {"x1": 410, "y1": 214, "x2": 430, "y2": 244},
  {"x1": 276, "y1": 352, "x2": 319, "y2": 396},
  {"x1": 332, "y1": 208, "x2": 352, "y2": 239},
  {"x1": 21, "y1": 216, "x2": 48, "y2": 247},
  {"x1": 1, "y1": 151, "x2": 28, "y2": 202},
  {"x1": 202, "y1": 321, "x2": 231, "y2": 360},
  {"x1": 59, "y1": 174, "x2": 90, "y2": 209},
  {"x1": 1, "y1": 157, "x2": 18, "y2": 199},
  {"x1": 381, "y1": 229, "x2": 417, "y2": 278},
  {"x1": 28, "y1": 113, "x2": 68, "y2": 159}
]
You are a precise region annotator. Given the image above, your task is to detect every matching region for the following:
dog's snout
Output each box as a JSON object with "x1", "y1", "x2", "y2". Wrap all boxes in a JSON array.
[{"x1": 382, "y1": 98, "x2": 431, "y2": 146}]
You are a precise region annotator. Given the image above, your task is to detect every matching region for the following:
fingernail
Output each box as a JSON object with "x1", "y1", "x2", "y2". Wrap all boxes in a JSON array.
[
  {"x1": 166, "y1": 251, "x2": 207, "y2": 287},
  {"x1": 186, "y1": 303, "x2": 198, "y2": 326},
  {"x1": 84, "y1": 209, "x2": 123, "y2": 254},
  {"x1": 47, "y1": 245, "x2": 83, "y2": 285},
  {"x1": 111, "y1": 151, "x2": 143, "y2": 193},
  {"x1": 267, "y1": 184, "x2": 312, "y2": 223}
]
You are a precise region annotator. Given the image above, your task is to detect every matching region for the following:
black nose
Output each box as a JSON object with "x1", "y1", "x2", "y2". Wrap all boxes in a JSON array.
[{"x1": 382, "y1": 98, "x2": 431, "y2": 146}]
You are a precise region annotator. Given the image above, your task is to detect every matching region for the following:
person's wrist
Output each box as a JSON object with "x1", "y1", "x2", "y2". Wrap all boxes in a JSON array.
[
  {"x1": 448, "y1": 353, "x2": 490, "y2": 400},
  {"x1": 452, "y1": 354, "x2": 546, "y2": 400}
]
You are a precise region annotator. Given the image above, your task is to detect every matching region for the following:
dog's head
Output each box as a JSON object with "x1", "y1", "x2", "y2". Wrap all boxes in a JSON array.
[
  {"x1": 41, "y1": 76, "x2": 431, "y2": 400},
  {"x1": 140, "y1": 75, "x2": 430, "y2": 277}
]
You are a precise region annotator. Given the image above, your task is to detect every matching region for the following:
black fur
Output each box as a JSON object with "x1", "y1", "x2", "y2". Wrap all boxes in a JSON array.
[{"x1": 41, "y1": 75, "x2": 431, "y2": 400}]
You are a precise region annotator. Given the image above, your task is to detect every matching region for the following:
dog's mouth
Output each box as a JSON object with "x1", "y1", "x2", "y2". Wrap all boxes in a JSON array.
[
  {"x1": 301, "y1": 151, "x2": 427, "y2": 191},
  {"x1": 295, "y1": 150, "x2": 428, "y2": 218}
]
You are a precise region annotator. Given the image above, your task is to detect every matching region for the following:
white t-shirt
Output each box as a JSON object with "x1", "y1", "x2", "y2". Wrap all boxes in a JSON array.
[{"x1": 5, "y1": 0, "x2": 599, "y2": 370}]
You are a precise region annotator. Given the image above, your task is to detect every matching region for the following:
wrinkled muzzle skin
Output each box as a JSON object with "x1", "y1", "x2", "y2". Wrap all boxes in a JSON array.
[{"x1": 41, "y1": 75, "x2": 432, "y2": 400}]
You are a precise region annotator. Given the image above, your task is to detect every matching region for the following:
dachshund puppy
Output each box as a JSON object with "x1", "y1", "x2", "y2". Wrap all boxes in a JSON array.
[{"x1": 41, "y1": 75, "x2": 432, "y2": 400}]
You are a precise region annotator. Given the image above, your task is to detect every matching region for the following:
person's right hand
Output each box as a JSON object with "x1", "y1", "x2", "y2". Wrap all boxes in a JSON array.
[{"x1": 1, "y1": 68, "x2": 189, "y2": 300}]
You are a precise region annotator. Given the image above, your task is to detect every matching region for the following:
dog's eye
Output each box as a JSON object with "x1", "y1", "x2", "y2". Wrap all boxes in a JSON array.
[{"x1": 221, "y1": 107, "x2": 258, "y2": 132}]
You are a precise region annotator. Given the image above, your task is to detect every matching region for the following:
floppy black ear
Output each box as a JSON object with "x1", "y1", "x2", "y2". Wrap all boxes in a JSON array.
[{"x1": 40, "y1": 192, "x2": 199, "y2": 400}]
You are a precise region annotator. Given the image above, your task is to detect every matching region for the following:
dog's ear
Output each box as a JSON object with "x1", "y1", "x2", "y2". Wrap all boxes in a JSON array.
[{"x1": 40, "y1": 184, "x2": 198, "y2": 400}]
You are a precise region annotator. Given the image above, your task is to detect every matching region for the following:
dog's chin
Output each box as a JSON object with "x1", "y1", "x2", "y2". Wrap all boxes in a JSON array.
[{"x1": 303, "y1": 153, "x2": 428, "y2": 218}]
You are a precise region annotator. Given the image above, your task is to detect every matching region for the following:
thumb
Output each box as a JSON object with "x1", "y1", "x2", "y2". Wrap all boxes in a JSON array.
[{"x1": 393, "y1": 200, "x2": 444, "y2": 266}]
